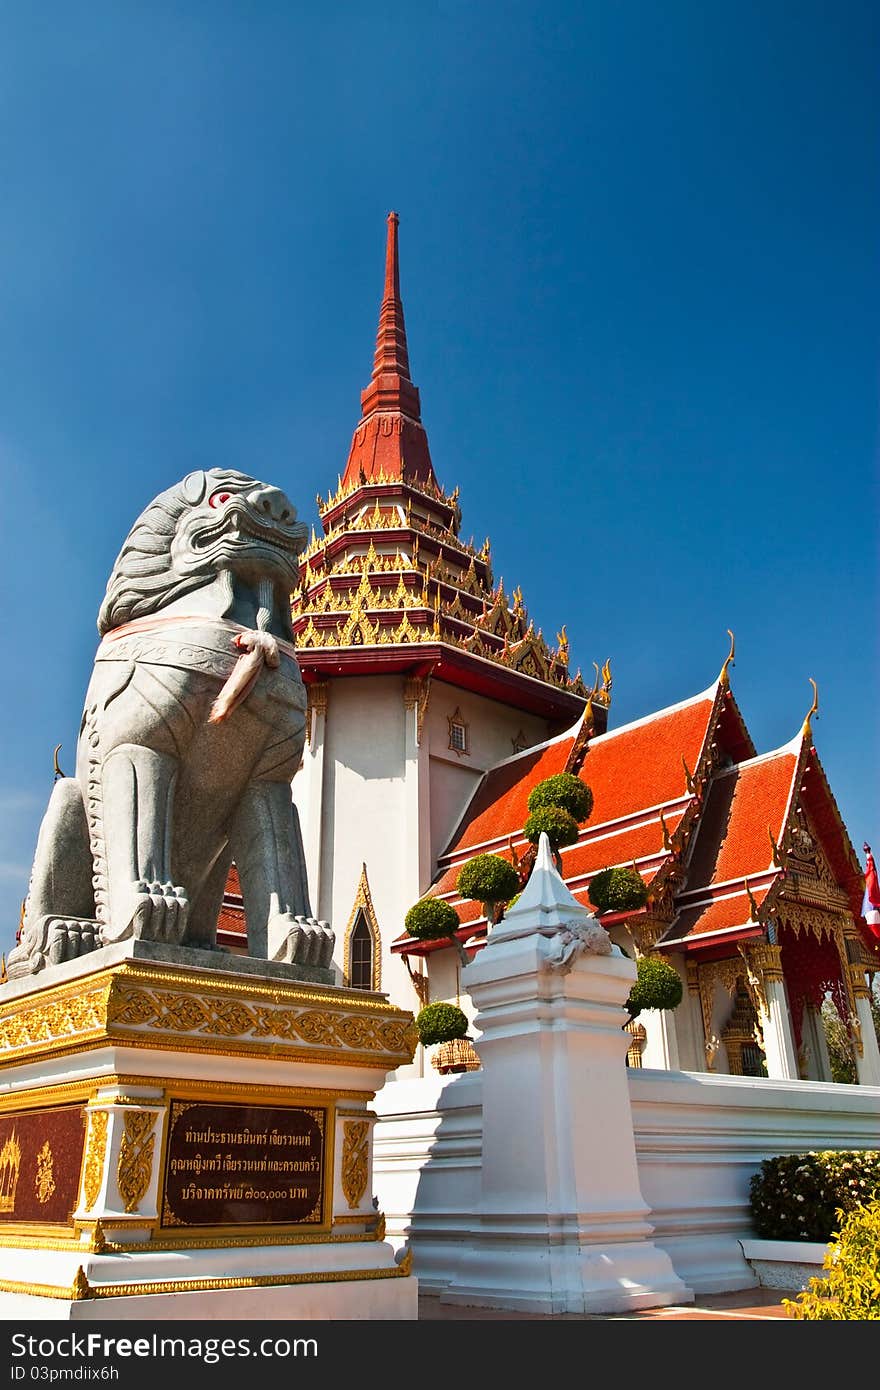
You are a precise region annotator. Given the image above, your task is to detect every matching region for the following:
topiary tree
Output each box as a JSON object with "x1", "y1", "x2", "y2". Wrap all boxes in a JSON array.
[
  {"x1": 457, "y1": 853, "x2": 520, "y2": 924},
  {"x1": 523, "y1": 805, "x2": 580, "y2": 851},
  {"x1": 527, "y1": 772, "x2": 593, "y2": 824},
  {"x1": 404, "y1": 897, "x2": 460, "y2": 942},
  {"x1": 785, "y1": 1200, "x2": 880, "y2": 1319},
  {"x1": 624, "y1": 955, "x2": 683, "y2": 1025},
  {"x1": 589, "y1": 866, "x2": 649, "y2": 914},
  {"x1": 404, "y1": 895, "x2": 470, "y2": 965},
  {"x1": 415, "y1": 1001, "x2": 470, "y2": 1047}
]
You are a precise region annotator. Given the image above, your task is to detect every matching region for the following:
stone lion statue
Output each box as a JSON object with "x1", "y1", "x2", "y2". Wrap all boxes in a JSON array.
[{"x1": 8, "y1": 468, "x2": 334, "y2": 978}]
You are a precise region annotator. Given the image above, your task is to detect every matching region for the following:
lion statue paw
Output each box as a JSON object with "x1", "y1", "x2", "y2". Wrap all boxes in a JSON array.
[
  {"x1": 269, "y1": 914, "x2": 335, "y2": 970},
  {"x1": 101, "y1": 881, "x2": 190, "y2": 946}
]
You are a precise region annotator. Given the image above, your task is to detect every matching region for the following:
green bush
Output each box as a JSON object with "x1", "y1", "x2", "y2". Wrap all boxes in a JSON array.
[
  {"x1": 457, "y1": 854, "x2": 520, "y2": 906},
  {"x1": 785, "y1": 1200, "x2": 880, "y2": 1319},
  {"x1": 748, "y1": 1151, "x2": 880, "y2": 1242},
  {"x1": 404, "y1": 897, "x2": 460, "y2": 942},
  {"x1": 524, "y1": 805, "x2": 580, "y2": 849},
  {"x1": 527, "y1": 773, "x2": 593, "y2": 823},
  {"x1": 625, "y1": 955, "x2": 683, "y2": 1022},
  {"x1": 589, "y1": 866, "x2": 649, "y2": 914},
  {"x1": 415, "y1": 1002, "x2": 469, "y2": 1047}
]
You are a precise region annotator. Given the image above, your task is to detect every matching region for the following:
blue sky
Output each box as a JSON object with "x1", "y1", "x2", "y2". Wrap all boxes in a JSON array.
[{"x1": 0, "y1": 1, "x2": 877, "y2": 951}]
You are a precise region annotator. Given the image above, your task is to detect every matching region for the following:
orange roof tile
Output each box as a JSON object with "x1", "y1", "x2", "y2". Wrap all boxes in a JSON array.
[
  {"x1": 684, "y1": 746, "x2": 798, "y2": 890},
  {"x1": 580, "y1": 691, "x2": 717, "y2": 824},
  {"x1": 667, "y1": 890, "x2": 767, "y2": 941}
]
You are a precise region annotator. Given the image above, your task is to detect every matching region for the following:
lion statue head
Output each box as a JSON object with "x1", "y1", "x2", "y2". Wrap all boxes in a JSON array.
[{"x1": 97, "y1": 469, "x2": 308, "y2": 636}]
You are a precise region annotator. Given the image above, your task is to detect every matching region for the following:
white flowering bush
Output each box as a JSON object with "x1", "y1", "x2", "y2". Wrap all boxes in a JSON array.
[{"x1": 749, "y1": 1150, "x2": 880, "y2": 1242}]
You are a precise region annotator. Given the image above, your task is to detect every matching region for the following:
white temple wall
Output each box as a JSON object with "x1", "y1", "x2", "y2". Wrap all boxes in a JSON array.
[
  {"x1": 373, "y1": 1068, "x2": 880, "y2": 1295},
  {"x1": 293, "y1": 674, "x2": 417, "y2": 1016}
]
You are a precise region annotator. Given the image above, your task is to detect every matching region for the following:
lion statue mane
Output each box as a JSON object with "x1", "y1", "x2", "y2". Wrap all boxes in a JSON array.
[{"x1": 8, "y1": 468, "x2": 334, "y2": 979}]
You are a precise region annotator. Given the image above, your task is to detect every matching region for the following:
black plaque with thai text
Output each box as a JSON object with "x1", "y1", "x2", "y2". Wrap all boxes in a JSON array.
[
  {"x1": 161, "y1": 1100, "x2": 326, "y2": 1228},
  {"x1": 0, "y1": 1105, "x2": 86, "y2": 1226}
]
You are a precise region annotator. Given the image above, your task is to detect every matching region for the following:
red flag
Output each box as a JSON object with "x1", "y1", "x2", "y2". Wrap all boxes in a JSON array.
[{"x1": 862, "y1": 843, "x2": 880, "y2": 945}]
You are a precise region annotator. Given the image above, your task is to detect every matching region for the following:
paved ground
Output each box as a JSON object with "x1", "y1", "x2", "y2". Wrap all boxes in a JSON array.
[{"x1": 419, "y1": 1286, "x2": 795, "y2": 1320}]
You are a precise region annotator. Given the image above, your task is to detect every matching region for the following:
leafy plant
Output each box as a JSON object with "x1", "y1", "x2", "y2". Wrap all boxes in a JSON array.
[
  {"x1": 527, "y1": 773, "x2": 593, "y2": 824},
  {"x1": 624, "y1": 955, "x2": 683, "y2": 1024},
  {"x1": 748, "y1": 1150, "x2": 880, "y2": 1242},
  {"x1": 415, "y1": 1001, "x2": 470, "y2": 1047},
  {"x1": 457, "y1": 854, "x2": 520, "y2": 921},
  {"x1": 785, "y1": 1200, "x2": 880, "y2": 1319},
  {"x1": 589, "y1": 866, "x2": 649, "y2": 914},
  {"x1": 404, "y1": 895, "x2": 472, "y2": 965},
  {"x1": 524, "y1": 805, "x2": 580, "y2": 850}
]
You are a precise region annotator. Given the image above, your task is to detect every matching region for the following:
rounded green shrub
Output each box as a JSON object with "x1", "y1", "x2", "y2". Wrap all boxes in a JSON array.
[
  {"x1": 785, "y1": 1200, "x2": 880, "y2": 1319},
  {"x1": 625, "y1": 955, "x2": 683, "y2": 1021},
  {"x1": 524, "y1": 805, "x2": 580, "y2": 849},
  {"x1": 415, "y1": 1002, "x2": 470, "y2": 1047},
  {"x1": 404, "y1": 897, "x2": 460, "y2": 942},
  {"x1": 749, "y1": 1151, "x2": 880, "y2": 1243},
  {"x1": 457, "y1": 854, "x2": 520, "y2": 906},
  {"x1": 527, "y1": 773, "x2": 593, "y2": 823},
  {"x1": 589, "y1": 866, "x2": 649, "y2": 914}
]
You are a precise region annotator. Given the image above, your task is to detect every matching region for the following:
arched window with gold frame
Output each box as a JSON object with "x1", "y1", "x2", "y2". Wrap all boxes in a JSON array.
[{"x1": 344, "y1": 864, "x2": 382, "y2": 992}]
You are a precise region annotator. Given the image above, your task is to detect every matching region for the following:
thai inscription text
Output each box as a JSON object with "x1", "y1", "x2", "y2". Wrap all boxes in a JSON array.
[{"x1": 162, "y1": 1101, "x2": 326, "y2": 1228}]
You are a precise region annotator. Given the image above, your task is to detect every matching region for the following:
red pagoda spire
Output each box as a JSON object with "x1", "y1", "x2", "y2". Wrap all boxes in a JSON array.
[{"x1": 342, "y1": 213, "x2": 437, "y2": 488}]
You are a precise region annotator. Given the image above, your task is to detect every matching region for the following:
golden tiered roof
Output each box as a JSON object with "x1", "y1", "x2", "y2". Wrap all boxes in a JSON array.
[{"x1": 292, "y1": 473, "x2": 594, "y2": 698}]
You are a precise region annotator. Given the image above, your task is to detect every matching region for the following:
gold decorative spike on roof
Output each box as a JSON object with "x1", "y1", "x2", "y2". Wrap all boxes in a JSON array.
[{"x1": 802, "y1": 678, "x2": 819, "y2": 738}]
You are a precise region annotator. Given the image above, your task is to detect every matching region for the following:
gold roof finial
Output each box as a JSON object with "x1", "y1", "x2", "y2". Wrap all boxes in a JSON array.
[
  {"x1": 659, "y1": 809, "x2": 673, "y2": 853},
  {"x1": 601, "y1": 657, "x2": 612, "y2": 697},
  {"x1": 52, "y1": 745, "x2": 65, "y2": 781},
  {"x1": 802, "y1": 677, "x2": 819, "y2": 737},
  {"x1": 744, "y1": 878, "x2": 761, "y2": 923},
  {"x1": 682, "y1": 755, "x2": 697, "y2": 796},
  {"x1": 719, "y1": 630, "x2": 735, "y2": 687}
]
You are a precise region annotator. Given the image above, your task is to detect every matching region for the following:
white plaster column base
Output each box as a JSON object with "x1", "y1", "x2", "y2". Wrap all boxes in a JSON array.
[
  {"x1": 854, "y1": 991, "x2": 880, "y2": 1086},
  {"x1": 759, "y1": 979, "x2": 799, "y2": 1080},
  {"x1": 439, "y1": 1224, "x2": 689, "y2": 1314}
]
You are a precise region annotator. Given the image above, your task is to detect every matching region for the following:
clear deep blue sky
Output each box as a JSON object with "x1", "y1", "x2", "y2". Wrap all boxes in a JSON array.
[{"x1": 0, "y1": 1, "x2": 877, "y2": 950}]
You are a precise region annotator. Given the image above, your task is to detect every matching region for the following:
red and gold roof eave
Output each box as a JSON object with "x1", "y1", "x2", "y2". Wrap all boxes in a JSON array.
[
  {"x1": 655, "y1": 722, "x2": 868, "y2": 955},
  {"x1": 317, "y1": 474, "x2": 462, "y2": 531},
  {"x1": 295, "y1": 639, "x2": 589, "y2": 721},
  {"x1": 305, "y1": 523, "x2": 490, "y2": 579}
]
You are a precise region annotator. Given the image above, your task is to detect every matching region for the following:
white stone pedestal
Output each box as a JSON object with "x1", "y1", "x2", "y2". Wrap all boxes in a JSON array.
[
  {"x1": 442, "y1": 836, "x2": 692, "y2": 1315},
  {"x1": 0, "y1": 944, "x2": 418, "y2": 1319}
]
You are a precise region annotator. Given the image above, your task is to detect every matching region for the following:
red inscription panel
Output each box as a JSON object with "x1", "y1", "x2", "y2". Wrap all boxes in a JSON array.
[
  {"x1": 0, "y1": 1105, "x2": 86, "y2": 1226},
  {"x1": 162, "y1": 1100, "x2": 326, "y2": 1228}
]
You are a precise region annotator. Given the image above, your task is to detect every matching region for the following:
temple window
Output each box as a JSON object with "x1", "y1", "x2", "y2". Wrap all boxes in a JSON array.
[
  {"x1": 447, "y1": 708, "x2": 469, "y2": 756},
  {"x1": 349, "y1": 913, "x2": 374, "y2": 990}
]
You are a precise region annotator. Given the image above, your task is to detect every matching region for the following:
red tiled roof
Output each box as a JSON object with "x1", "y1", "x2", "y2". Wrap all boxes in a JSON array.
[
  {"x1": 668, "y1": 890, "x2": 768, "y2": 942},
  {"x1": 438, "y1": 688, "x2": 720, "y2": 866},
  {"x1": 580, "y1": 691, "x2": 718, "y2": 825},
  {"x1": 684, "y1": 747, "x2": 798, "y2": 891}
]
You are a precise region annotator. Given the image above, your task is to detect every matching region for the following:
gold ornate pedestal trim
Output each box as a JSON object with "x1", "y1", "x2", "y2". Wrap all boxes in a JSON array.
[
  {"x1": 0, "y1": 1250, "x2": 413, "y2": 1302},
  {"x1": 0, "y1": 960, "x2": 418, "y2": 1070}
]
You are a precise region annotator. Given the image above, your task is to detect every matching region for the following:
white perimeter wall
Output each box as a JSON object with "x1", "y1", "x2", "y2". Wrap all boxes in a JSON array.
[{"x1": 372, "y1": 1068, "x2": 880, "y2": 1295}]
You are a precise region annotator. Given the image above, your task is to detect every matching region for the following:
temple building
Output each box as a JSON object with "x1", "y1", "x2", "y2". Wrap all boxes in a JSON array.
[{"x1": 220, "y1": 214, "x2": 880, "y2": 1086}]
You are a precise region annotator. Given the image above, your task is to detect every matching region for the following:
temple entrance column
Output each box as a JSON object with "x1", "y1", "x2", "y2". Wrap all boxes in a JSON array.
[
  {"x1": 742, "y1": 944, "x2": 798, "y2": 1080},
  {"x1": 849, "y1": 966, "x2": 880, "y2": 1087}
]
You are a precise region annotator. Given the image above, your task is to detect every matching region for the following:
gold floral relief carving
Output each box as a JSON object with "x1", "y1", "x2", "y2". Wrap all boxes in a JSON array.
[
  {"x1": 81, "y1": 1110, "x2": 109, "y2": 1211},
  {"x1": 34, "y1": 1142, "x2": 56, "y2": 1205},
  {"x1": 117, "y1": 1111, "x2": 157, "y2": 1214},
  {"x1": 341, "y1": 1121, "x2": 370, "y2": 1210}
]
